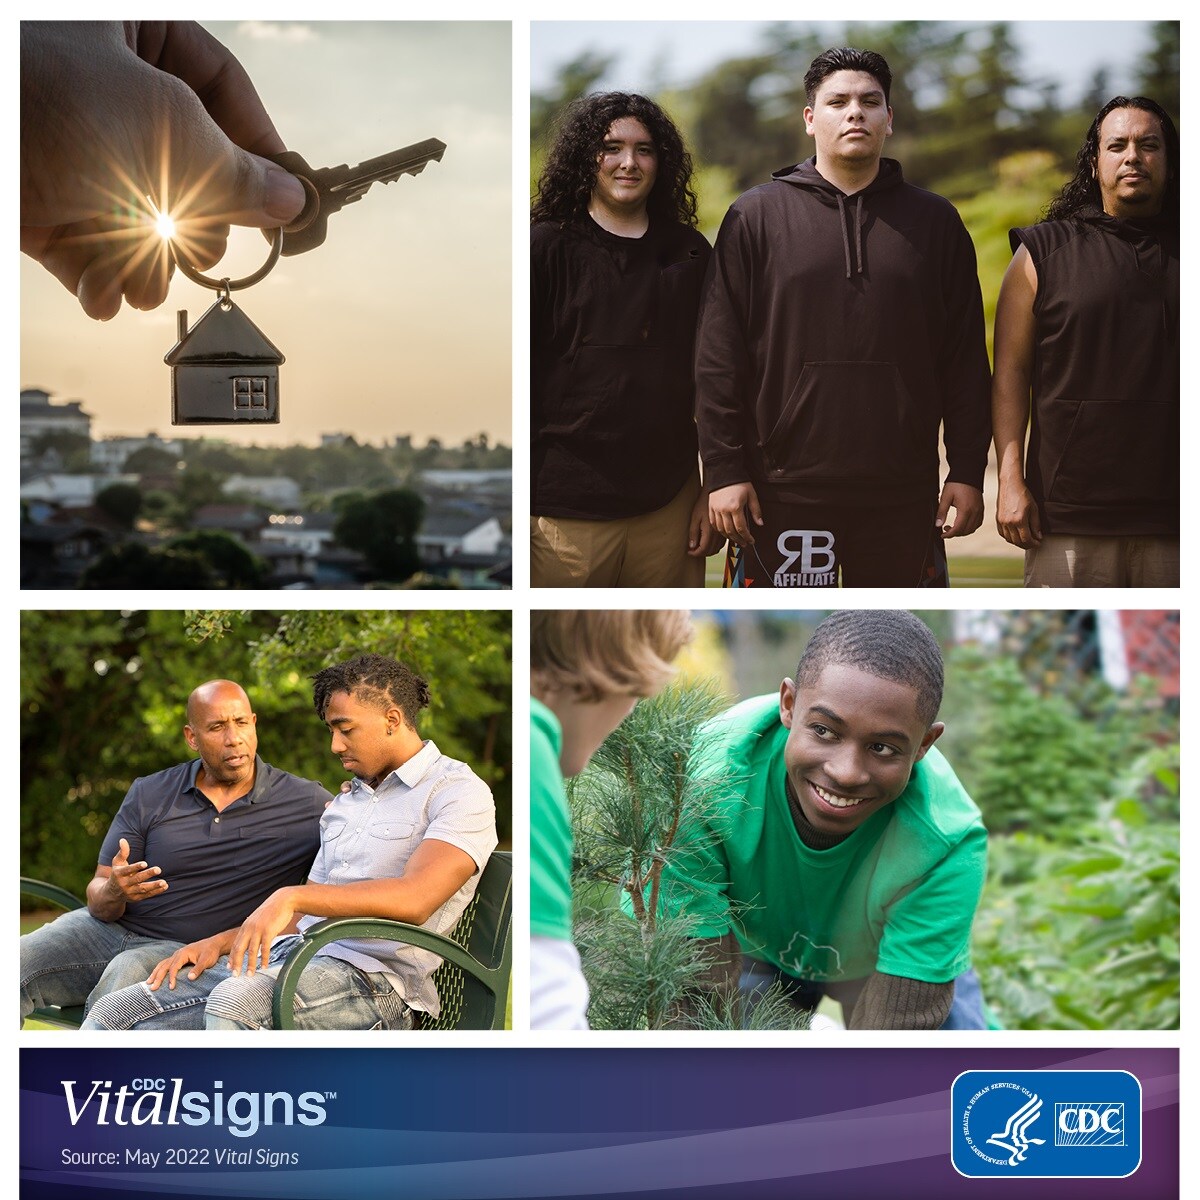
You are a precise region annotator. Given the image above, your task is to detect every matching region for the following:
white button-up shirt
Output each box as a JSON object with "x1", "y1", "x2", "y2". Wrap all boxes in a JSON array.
[{"x1": 299, "y1": 740, "x2": 497, "y2": 1016}]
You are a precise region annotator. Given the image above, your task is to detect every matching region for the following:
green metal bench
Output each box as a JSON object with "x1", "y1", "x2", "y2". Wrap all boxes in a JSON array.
[
  {"x1": 272, "y1": 851, "x2": 512, "y2": 1030},
  {"x1": 20, "y1": 877, "x2": 89, "y2": 1028},
  {"x1": 22, "y1": 851, "x2": 513, "y2": 1031}
]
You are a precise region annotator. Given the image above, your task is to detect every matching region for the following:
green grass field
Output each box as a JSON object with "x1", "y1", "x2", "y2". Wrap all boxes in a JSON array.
[{"x1": 946, "y1": 556, "x2": 1024, "y2": 587}]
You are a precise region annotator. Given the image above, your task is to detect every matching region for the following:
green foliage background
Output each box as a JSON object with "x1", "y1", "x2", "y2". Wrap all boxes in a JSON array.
[
  {"x1": 532, "y1": 21, "x2": 1178, "y2": 359},
  {"x1": 570, "y1": 611, "x2": 1179, "y2": 1030},
  {"x1": 939, "y1": 642, "x2": 1179, "y2": 1029},
  {"x1": 21, "y1": 610, "x2": 512, "y2": 897}
]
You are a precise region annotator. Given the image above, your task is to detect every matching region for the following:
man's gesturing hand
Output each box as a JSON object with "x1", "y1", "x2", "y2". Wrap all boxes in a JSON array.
[{"x1": 105, "y1": 837, "x2": 169, "y2": 903}]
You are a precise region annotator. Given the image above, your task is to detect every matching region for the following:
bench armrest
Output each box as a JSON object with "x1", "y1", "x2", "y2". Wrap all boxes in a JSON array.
[{"x1": 271, "y1": 917, "x2": 505, "y2": 1029}]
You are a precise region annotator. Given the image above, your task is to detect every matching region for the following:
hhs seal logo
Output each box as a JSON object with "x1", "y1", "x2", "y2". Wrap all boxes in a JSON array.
[{"x1": 952, "y1": 1071, "x2": 1141, "y2": 1178}]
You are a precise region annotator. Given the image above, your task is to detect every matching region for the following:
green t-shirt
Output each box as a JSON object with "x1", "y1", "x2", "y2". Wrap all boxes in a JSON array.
[
  {"x1": 530, "y1": 696, "x2": 573, "y2": 941},
  {"x1": 660, "y1": 694, "x2": 988, "y2": 984}
]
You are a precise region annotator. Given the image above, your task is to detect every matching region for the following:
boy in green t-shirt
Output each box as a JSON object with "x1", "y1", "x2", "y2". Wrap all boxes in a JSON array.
[
  {"x1": 531, "y1": 611, "x2": 693, "y2": 1029},
  {"x1": 663, "y1": 609, "x2": 988, "y2": 1029}
]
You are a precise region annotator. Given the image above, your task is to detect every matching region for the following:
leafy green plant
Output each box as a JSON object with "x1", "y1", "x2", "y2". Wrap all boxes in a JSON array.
[
  {"x1": 567, "y1": 679, "x2": 808, "y2": 1030},
  {"x1": 941, "y1": 650, "x2": 1125, "y2": 834},
  {"x1": 973, "y1": 747, "x2": 1179, "y2": 1030},
  {"x1": 568, "y1": 679, "x2": 725, "y2": 1027},
  {"x1": 573, "y1": 900, "x2": 809, "y2": 1032}
]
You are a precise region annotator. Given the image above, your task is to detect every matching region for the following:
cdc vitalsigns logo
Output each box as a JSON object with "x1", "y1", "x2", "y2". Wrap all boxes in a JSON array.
[{"x1": 951, "y1": 1070, "x2": 1141, "y2": 1178}]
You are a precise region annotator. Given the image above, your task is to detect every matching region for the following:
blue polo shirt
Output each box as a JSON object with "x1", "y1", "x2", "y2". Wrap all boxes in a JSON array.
[{"x1": 98, "y1": 756, "x2": 329, "y2": 941}]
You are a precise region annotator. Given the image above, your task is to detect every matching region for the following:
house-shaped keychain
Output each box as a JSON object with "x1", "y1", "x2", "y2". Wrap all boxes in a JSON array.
[{"x1": 166, "y1": 297, "x2": 284, "y2": 425}]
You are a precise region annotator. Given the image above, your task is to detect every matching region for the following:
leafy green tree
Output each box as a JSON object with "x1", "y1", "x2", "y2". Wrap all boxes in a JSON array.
[
  {"x1": 413, "y1": 438, "x2": 445, "y2": 469},
  {"x1": 31, "y1": 430, "x2": 94, "y2": 471},
  {"x1": 691, "y1": 51, "x2": 804, "y2": 193},
  {"x1": 241, "y1": 609, "x2": 511, "y2": 839},
  {"x1": 333, "y1": 488, "x2": 425, "y2": 581},
  {"x1": 182, "y1": 440, "x2": 251, "y2": 475},
  {"x1": 94, "y1": 482, "x2": 142, "y2": 529},
  {"x1": 21, "y1": 611, "x2": 269, "y2": 886},
  {"x1": 78, "y1": 543, "x2": 215, "y2": 589},
  {"x1": 956, "y1": 150, "x2": 1068, "y2": 347},
  {"x1": 1136, "y1": 21, "x2": 1179, "y2": 117},
  {"x1": 123, "y1": 445, "x2": 181, "y2": 474},
  {"x1": 939, "y1": 650, "x2": 1122, "y2": 834},
  {"x1": 22, "y1": 610, "x2": 512, "y2": 895},
  {"x1": 1080, "y1": 66, "x2": 1112, "y2": 117},
  {"x1": 531, "y1": 50, "x2": 614, "y2": 146},
  {"x1": 921, "y1": 23, "x2": 1028, "y2": 197},
  {"x1": 165, "y1": 530, "x2": 268, "y2": 588},
  {"x1": 172, "y1": 466, "x2": 228, "y2": 523},
  {"x1": 139, "y1": 489, "x2": 177, "y2": 523}
]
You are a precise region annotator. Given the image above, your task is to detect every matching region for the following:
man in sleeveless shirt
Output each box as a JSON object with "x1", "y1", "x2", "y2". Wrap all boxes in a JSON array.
[{"x1": 992, "y1": 96, "x2": 1179, "y2": 587}]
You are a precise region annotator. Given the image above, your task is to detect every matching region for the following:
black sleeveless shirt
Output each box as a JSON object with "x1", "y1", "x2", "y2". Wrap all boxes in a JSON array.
[{"x1": 1011, "y1": 209, "x2": 1178, "y2": 536}]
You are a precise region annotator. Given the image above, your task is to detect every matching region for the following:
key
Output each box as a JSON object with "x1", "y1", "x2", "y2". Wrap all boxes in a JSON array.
[{"x1": 269, "y1": 137, "x2": 447, "y2": 256}]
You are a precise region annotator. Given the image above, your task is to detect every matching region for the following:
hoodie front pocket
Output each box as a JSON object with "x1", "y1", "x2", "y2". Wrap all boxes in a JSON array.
[
  {"x1": 1045, "y1": 397, "x2": 1176, "y2": 510},
  {"x1": 762, "y1": 361, "x2": 925, "y2": 483},
  {"x1": 542, "y1": 344, "x2": 667, "y2": 442}
]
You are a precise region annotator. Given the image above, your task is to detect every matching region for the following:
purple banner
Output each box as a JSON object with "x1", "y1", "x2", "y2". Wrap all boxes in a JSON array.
[{"x1": 21, "y1": 1046, "x2": 1177, "y2": 1198}]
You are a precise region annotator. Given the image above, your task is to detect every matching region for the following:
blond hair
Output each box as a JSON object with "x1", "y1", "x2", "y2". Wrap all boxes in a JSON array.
[{"x1": 531, "y1": 611, "x2": 693, "y2": 702}]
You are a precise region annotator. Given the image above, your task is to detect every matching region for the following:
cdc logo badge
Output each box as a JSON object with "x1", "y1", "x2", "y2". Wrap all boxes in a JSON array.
[{"x1": 951, "y1": 1070, "x2": 1141, "y2": 1178}]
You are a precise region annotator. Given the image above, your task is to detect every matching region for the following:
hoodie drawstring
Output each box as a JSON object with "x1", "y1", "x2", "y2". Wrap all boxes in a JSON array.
[
  {"x1": 834, "y1": 193, "x2": 866, "y2": 279},
  {"x1": 853, "y1": 194, "x2": 864, "y2": 277}
]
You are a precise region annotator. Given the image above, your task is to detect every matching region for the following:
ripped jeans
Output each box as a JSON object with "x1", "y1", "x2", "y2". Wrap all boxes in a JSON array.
[
  {"x1": 82, "y1": 934, "x2": 414, "y2": 1031},
  {"x1": 21, "y1": 907, "x2": 182, "y2": 1025}
]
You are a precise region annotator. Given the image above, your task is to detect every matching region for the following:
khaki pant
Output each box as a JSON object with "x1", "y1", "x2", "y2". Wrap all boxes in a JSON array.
[
  {"x1": 1025, "y1": 534, "x2": 1179, "y2": 587},
  {"x1": 531, "y1": 475, "x2": 705, "y2": 588}
]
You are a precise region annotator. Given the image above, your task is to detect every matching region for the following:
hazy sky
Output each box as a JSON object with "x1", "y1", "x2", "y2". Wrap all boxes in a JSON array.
[
  {"x1": 21, "y1": 21, "x2": 511, "y2": 447},
  {"x1": 531, "y1": 20, "x2": 1155, "y2": 103}
]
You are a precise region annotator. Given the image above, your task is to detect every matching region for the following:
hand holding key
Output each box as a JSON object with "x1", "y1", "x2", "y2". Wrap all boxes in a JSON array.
[
  {"x1": 269, "y1": 139, "x2": 447, "y2": 255},
  {"x1": 21, "y1": 21, "x2": 306, "y2": 320}
]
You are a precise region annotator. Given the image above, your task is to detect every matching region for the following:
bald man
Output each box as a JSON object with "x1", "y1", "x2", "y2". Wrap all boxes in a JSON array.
[{"x1": 21, "y1": 680, "x2": 330, "y2": 1026}]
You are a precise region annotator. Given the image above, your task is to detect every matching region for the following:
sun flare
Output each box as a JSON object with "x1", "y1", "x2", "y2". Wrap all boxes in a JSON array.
[{"x1": 145, "y1": 194, "x2": 177, "y2": 242}]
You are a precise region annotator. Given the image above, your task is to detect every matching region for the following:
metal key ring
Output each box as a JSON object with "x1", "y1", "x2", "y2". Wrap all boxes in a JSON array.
[{"x1": 173, "y1": 227, "x2": 283, "y2": 292}]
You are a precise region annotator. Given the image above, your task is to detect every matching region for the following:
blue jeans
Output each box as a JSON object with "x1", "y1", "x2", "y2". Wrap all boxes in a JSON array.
[
  {"x1": 20, "y1": 907, "x2": 183, "y2": 1025},
  {"x1": 739, "y1": 959, "x2": 988, "y2": 1029},
  {"x1": 82, "y1": 935, "x2": 414, "y2": 1031}
]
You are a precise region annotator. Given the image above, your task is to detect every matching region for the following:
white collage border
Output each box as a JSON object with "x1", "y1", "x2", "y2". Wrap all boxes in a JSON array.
[{"x1": 9, "y1": 4, "x2": 1188, "y2": 1187}]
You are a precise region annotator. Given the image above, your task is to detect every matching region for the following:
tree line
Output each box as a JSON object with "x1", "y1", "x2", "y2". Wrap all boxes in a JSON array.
[{"x1": 532, "y1": 21, "x2": 1178, "y2": 236}]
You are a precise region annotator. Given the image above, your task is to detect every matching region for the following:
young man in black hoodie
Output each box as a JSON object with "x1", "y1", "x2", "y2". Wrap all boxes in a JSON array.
[
  {"x1": 697, "y1": 48, "x2": 991, "y2": 588},
  {"x1": 992, "y1": 96, "x2": 1179, "y2": 587},
  {"x1": 531, "y1": 93, "x2": 713, "y2": 587}
]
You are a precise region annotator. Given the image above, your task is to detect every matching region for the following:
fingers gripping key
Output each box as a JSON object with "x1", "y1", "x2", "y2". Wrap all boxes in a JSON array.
[{"x1": 270, "y1": 137, "x2": 447, "y2": 255}]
